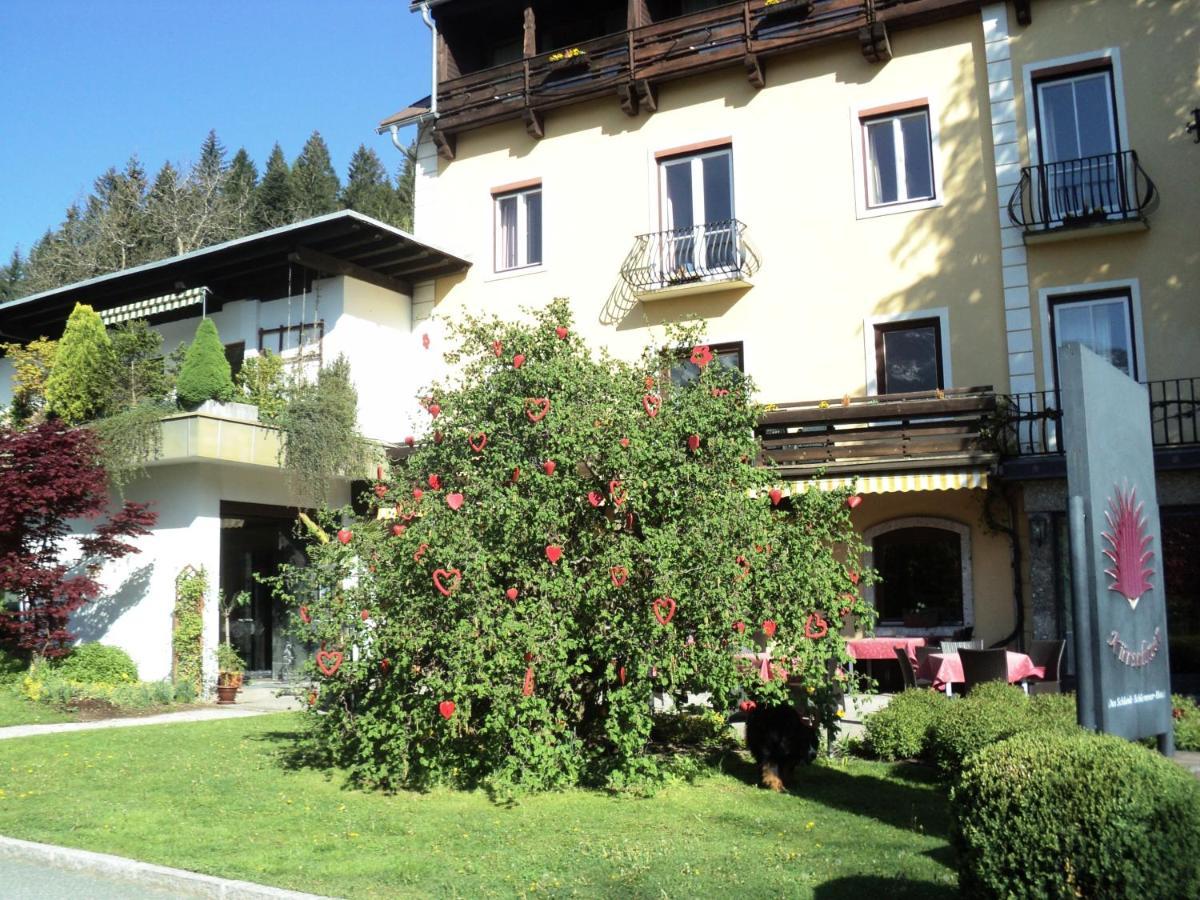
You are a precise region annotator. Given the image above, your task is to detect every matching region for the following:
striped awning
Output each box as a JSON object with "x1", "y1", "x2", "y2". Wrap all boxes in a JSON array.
[
  {"x1": 98, "y1": 286, "x2": 207, "y2": 325},
  {"x1": 783, "y1": 469, "x2": 989, "y2": 496}
]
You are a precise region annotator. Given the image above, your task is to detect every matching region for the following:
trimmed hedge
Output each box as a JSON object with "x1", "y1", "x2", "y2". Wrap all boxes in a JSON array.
[
  {"x1": 952, "y1": 730, "x2": 1200, "y2": 899},
  {"x1": 862, "y1": 688, "x2": 950, "y2": 760},
  {"x1": 53, "y1": 643, "x2": 138, "y2": 684},
  {"x1": 1174, "y1": 694, "x2": 1200, "y2": 752}
]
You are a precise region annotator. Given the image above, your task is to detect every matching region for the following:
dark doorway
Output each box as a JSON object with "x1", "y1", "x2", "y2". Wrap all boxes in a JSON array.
[
  {"x1": 1163, "y1": 507, "x2": 1200, "y2": 695},
  {"x1": 219, "y1": 501, "x2": 311, "y2": 680}
]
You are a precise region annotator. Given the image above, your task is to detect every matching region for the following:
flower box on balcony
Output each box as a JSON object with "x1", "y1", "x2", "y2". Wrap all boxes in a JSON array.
[
  {"x1": 546, "y1": 48, "x2": 588, "y2": 72},
  {"x1": 762, "y1": 0, "x2": 813, "y2": 16}
]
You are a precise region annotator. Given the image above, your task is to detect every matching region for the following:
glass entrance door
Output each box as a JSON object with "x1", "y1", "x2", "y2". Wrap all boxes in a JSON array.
[
  {"x1": 1036, "y1": 70, "x2": 1119, "y2": 221},
  {"x1": 659, "y1": 148, "x2": 735, "y2": 279}
]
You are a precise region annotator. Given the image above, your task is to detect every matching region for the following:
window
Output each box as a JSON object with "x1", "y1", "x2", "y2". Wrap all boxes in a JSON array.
[
  {"x1": 862, "y1": 106, "x2": 934, "y2": 207},
  {"x1": 1048, "y1": 289, "x2": 1136, "y2": 386},
  {"x1": 493, "y1": 183, "x2": 542, "y2": 272},
  {"x1": 223, "y1": 342, "x2": 245, "y2": 380},
  {"x1": 670, "y1": 341, "x2": 744, "y2": 387},
  {"x1": 864, "y1": 518, "x2": 973, "y2": 630},
  {"x1": 657, "y1": 145, "x2": 736, "y2": 275},
  {"x1": 874, "y1": 317, "x2": 944, "y2": 394},
  {"x1": 1034, "y1": 66, "x2": 1120, "y2": 220}
]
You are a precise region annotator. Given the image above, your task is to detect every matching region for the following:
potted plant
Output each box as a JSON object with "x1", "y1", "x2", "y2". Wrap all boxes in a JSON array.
[
  {"x1": 546, "y1": 47, "x2": 588, "y2": 71},
  {"x1": 217, "y1": 589, "x2": 250, "y2": 689},
  {"x1": 216, "y1": 643, "x2": 245, "y2": 704},
  {"x1": 763, "y1": 0, "x2": 813, "y2": 16}
]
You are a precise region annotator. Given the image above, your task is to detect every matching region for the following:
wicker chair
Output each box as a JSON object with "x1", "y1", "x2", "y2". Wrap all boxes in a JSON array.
[
  {"x1": 940, "y1": 639, "x2": 984, "y2": 654},
  {"x1": 894, "y1": 646, "x2": 933, "y2": 690},
  {"x1": 959, "y1": 648, "x2": 1009, "y2": 696},
  {"x1": 1027, "y1": 639, "x2": 1065, "y2": 694}
]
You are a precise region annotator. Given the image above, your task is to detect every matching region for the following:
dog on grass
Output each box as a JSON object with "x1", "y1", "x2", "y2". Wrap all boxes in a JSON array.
[{"x1": 744, "y1": 704, "x2": 819, "y2": 792}]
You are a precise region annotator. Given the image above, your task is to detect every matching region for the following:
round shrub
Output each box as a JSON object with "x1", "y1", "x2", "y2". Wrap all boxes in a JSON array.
[
  {"x1": 928, "y1": 682, "x2": 1034, "y2": 776},
  {"x1": 863, "y1": 688, "x2": 949, "y2": 760},
  {"x1": 952, "y1": 730, "x2": 1200, "y2": 899},
  {"x1": 53, "y1": 643, "x2": 138, "y2": 684}
]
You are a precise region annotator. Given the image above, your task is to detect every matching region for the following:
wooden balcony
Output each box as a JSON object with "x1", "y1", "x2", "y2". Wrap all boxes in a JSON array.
[
  {"x1": 422, "y1": 0, "x2": 984, "y2": 156},
  {"x1": 756, "y1": 387, "x2": 999, "y2": 478}
]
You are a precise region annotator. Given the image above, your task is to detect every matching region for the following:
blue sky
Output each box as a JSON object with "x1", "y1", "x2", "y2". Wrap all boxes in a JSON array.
[{"x1": 0, "y1": 1, "x2": 431, "y2": 258}]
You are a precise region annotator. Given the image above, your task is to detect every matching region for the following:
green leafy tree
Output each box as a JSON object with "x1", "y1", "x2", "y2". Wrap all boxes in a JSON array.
[
  {"x1": 44, "y1": 303, "x2": 115, "y2": 424},
  {"x1": 107, "y1": 320, "x2": 172, "y2": 408},
  {"x1": 1, "y1": 336, "x2": 56, "y2": 424},
  {"x1": 276, "y1": 300, "x2": 874, "y2": 795},
  {"x1": 236, "y1": 349, "x2": 286, "y2": 422},
  {"x1": 291, "y1": 131, "x2": 340, "y2": 219},
  {"x1": 175, "y1": 318, "x2": 235, "y2": 408},
  {"x1": 254, "y1": 143, "x2": 294, "y2": 230},
  {"x1": 340, "y1": 144, "x2": 403, "y2": 225}
]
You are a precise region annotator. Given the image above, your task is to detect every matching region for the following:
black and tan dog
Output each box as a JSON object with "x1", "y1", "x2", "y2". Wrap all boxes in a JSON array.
[{"x1": 744, "y1": 704, "x2": 820, "y2": 791}]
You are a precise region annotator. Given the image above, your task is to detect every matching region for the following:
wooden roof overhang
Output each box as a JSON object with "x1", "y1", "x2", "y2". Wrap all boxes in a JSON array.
[
  {"x1": 396, "y1": 0, "x2": 994, "y2": 157},
  {"x1": 0, "y1": 211, "x2": 470, "y2": 343}
]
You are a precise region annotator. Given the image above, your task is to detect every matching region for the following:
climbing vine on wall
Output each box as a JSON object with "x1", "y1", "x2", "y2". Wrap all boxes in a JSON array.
[{"x1": 173, "y1": 566, "x2": 206, "y2": 692}]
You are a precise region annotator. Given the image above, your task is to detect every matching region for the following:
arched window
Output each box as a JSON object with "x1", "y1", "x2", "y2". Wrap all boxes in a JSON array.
[{"x1": 862, "y1": 517, "x2": 973, "y2": 631}]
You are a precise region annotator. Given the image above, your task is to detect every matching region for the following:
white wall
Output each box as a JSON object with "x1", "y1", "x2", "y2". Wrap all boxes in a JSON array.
[{"x1": 0, "y1": 357, "x2": 13, "y2": 413}]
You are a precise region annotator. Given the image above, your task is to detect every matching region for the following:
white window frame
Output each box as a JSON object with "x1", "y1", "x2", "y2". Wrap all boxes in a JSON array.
[
  {"x1": 492, "y1": 184, "x2": 542, "y2": 273},
  {"x1": 862, "y1": 517, "x2": 974, "y2": 637},
  {"x1": 862, "y1": 308, "x2": 952, "y2": 396},
  {"x1": 1036, "y1": 278, "x2": 1145, "y2": 391},
  {"x1": 849, "y1": 96, "x2": 943, "y2": 220},
  {"x1": 1022, "y1": 48, "x2": 1129, "y2": 171}
]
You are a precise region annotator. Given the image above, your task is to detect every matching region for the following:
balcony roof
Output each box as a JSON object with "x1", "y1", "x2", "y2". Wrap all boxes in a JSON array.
[{"x1": 0, "y1": 211, "x2": 471, "y2": 342}]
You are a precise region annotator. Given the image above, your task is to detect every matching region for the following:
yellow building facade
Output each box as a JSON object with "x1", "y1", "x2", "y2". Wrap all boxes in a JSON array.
[{"x1": 384, "y1": 0, "x2": 1200, "y2": 687}]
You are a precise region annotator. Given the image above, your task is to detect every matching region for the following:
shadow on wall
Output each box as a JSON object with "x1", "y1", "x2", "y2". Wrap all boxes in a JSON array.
[{"x1": 73, "y1": 561, "x2": 155, "y2": 645}]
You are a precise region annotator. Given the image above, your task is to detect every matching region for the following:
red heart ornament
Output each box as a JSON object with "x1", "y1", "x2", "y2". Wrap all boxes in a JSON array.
[
  {"x1": 374, "y1": 484, "x2": 387, "y2": 498},
  {"x1": 642, "y1": 394, "x2": 661, "y2": 418},
  {"x1": 555, "y1": 326, "x2": 568, "y2": 340},
  {"x1": 446, "y1": 493, "x2": 464, "y2": 511},
  {"x1": 413, "y1": 488, "x2": 424, "y2": 501},
  {"x1": 652, "y1": 597, "x2": 676, "y2": 625},
  {"x1": 610, "y1": 566, "x2": 628, "y2": 587},
  {"x1": 392, "y1": 524, "x2": 406, "y2": 537},
  {"x1": 804, "y1": 613, "x2": 829, "y2": 640},
  {"x1": 434, "y1": 430, "x2": 444, "y2": 444},
  {"x1": 337, "y1": 529, "x2": 353, "y2": 545},
  {"x1": 608, "y1": 480, "x2": 627, "y2": 506},
  {"x1": 404, "y1": 435, "x2": 415, "y2": 446},
  {"x1": 522, "y1": 666, "x2": 535, "y2": 697},
  {"x1": 690, "y1": 345, "x2": 714, "y2": 367},
  {"x1": 308, "y1": 690, "x2": 318, "y2": 707},
  {"x1": 619, "y1": 666, "x2": 627, "y2": 685},
  {"x1": 545, "y1": 545, "x2": 563, "y2": 565},
  {"x1": 768, "y1": 489, "x2": 783, "y2": 506},
  {"x1": 506, "y1": 587, "x2": 519, "y2": 601},
  {"x1": 360, "y1": 609, "x2": 370, "y2": 621},
  {"x1": 511, "y1": 467, "x2": 520, "y2": 483},
  {"x1": 735, "y1": 555, "x2": 750, "y2": 581},
  {"x1": 847, "y1": 494, "x2": 862, "y2": 509},
  {"x1": 513, "y1": 353, "x2": 525, "y2": 369},
  {"x1": 619, "y1": 437, "x2": 630, "y2": 448},
  {"x1": 492, "y1": 339, "x2": 503, "y2": 357},
  {"x1": 734, "y1": 620, "x2": 746, "y2": 634},
  {"x1": 587, "y1": 491, "x2": 604, "y2": 508},
  {"x1": 525, "y1": 397, "x2": 550, "y2": 422},
  {"x1": 428, "y1": 473, "x2": 441, "y2": 490},
  {"x1": 299, "y1": 605, "x2": 311, "y2": 624},
  {"x1": 380, "y1": 658, "x2": 391, "y2": 673},
  {"x1": 849, "y1": 571, "x2": 860, "y2": 585},
  {"x1": 413, "y1": 543, "x2": 428, "y2": 561},
  {"x1": 421, "y1": 333, "x2": 430, "y2": 349},
  {"x1": 739, "y1": 699, "x2": 757, "y2": 713},
  {"x1": 432, "y1": 568, "x2": 462, "y2": 596},
  {"x1": 762, "y1": 619, "x2": 778, "y2": 638},
  {"x1": 687, "y1": 434, "x2": 700, "y2": 452},
  {"x1": 316, "y1": 649, "x2": 343, "y2": 677},
  {"x1": 542, "y1": 460, "x2": 556, "y2": 476},
  {"x1": 428, "y1": 403, "x2": 441, "y2": 417},
  {"x1": 438, "y1": 700, "x2": 456, "y2": 720},
  {"x1": 469, "y1": 432, "x2": 488, "y2": 453}
]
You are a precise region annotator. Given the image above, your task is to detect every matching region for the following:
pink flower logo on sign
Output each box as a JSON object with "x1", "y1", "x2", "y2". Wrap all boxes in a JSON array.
[{"x1": 1101, "y1": 486, "x2": 1155, "y2": 611}]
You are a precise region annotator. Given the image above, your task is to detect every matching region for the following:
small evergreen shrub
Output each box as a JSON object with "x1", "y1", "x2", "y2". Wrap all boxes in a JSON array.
[
  {"x1": 1173, "y1": 694, "x2": 1200, "y2": 751},
  {"x1": 53, "y1": 643, "x2": 138, "y2": 684},
  {"x1": 176, "y1": 318, "x2": 235, "y2": 408},
  {"x1": 927, "y1": 682, "x2": 1038, "y2": 776},
  {"x1": 44, "y1": 303, "x2": 115, "y2": 424},
  {"x1": 862, "y1": 688, "x2": 949, "y2": 760},
  {"x1": 952, "y1": 731, "x2": 1200, "y2": 899}
]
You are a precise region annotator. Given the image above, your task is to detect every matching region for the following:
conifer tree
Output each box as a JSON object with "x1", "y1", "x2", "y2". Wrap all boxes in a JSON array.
[
  {"x1": 291, "y1": 131, "x2": 340, "y2": 219},
  {"x1": 0, "y1": 248, "x2": 26, "y2": 302},
  {"x1": 340, "y1": 144, "x2": 402, "y2": 225},
  {"x1": 176, "y1": 318, "x2": 235, "y2": 408},
  {"x1": 225, "y1": 148, "x2": 259, "y2": 235},
  {"x1": 254, "y1": 143, "x2": 294, "y2": 230},
  {"x1": 44, "y1": 303, "x2": 116, "y2": 424},
  {"x1": 197, "y1": 129, "x2": 227, "y2": 180},
  {"x1": 394, "y1": 141, "x2": 417, "y2": 233}
]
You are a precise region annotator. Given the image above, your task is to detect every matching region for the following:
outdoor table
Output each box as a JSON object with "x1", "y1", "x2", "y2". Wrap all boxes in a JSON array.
[
  {"x1": 919, "y1": 651, "x2": 1045, "y2": 697},
  {"x1": 846, "y1": 637, "x2": 928, "y2": 673}
]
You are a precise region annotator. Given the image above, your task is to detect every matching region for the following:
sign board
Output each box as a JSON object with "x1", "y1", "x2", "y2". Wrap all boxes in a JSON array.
[{"x1": 1061, "y1": 344, "x2": 1173, "y2": 749}]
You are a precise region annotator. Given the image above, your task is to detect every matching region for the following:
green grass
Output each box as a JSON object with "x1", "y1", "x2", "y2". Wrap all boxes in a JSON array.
[
  {"x1": 0, "y1": 688, "x2": 77, "y2": 727},
  {"x1": 0, "y1": 714, "x2": 957, "y2": 899}
]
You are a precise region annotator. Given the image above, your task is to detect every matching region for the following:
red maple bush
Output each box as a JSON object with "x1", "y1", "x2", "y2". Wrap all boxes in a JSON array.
[{"x1": 0, "y1": 421, "x2": 156, "y2": 658}]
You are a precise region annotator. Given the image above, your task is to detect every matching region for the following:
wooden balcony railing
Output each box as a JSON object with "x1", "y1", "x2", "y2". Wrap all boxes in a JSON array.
[
  {"x1": 429, "y1": 0, "x2": 978, "y2": 151},
  {"x1": 756, "y1": 387, "x2": 998, "y2": 476}
]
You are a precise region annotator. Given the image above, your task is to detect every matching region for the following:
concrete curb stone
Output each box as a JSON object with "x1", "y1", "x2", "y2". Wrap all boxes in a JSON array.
[{"x1": 0, "y1": 834, "x2": 338, "y2": 899}]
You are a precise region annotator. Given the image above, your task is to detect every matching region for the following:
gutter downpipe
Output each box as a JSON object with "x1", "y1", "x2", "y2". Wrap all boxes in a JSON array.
[{"x1": 388, "y1": 1, "x2": 439, "y2": 152}]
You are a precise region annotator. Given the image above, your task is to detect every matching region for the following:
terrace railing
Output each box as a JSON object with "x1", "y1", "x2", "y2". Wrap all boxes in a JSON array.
[{"x1": 1007, "y1": 150, "x2": 1157, "y2": 234}]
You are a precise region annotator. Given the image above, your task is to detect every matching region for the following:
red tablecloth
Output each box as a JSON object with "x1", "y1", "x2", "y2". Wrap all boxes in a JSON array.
[
  {"x1": 847, "y1": 637, "x2": 928, "y2": 667},
  {"x1": 919, "y1": 651, "x2": 1045, "y2": 692}
]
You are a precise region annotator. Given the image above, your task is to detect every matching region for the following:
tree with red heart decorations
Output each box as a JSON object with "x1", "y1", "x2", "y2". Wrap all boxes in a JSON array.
[{"x1": 271, "y1": 300, "x2": 874, "y2": 796}]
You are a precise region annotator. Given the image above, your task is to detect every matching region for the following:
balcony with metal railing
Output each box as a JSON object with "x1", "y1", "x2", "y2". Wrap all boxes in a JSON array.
[
  {"x1": 1006, "y1": 149, "x2": 1158, "y2": 242},
  {"x1": 998, "y1": 377, "x2": 1200, "y2": 477},
  {"x1": 619, "y1": 219, "x2": 761, "y2": 299}
]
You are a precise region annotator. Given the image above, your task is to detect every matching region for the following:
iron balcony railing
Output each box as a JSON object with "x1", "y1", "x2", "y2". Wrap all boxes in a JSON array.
[
  {"x1": 999, "y1": 378, "x2": 1200, "y2": 456},
  {"x1": 620, "y1": 219, "x2": 761, "y2": 295},
  {"x1": 1007, "y1": 149, "x2": 1157, "y2": 232}
]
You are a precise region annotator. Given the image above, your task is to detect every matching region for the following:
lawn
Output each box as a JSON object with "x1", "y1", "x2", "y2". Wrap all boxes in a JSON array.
[
  {"x1": 0, "y1": 687, "x2": 77, "y2": 727},
  {"x1": 0, "y1": 713, "x2": 957, "y2": 899}
]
